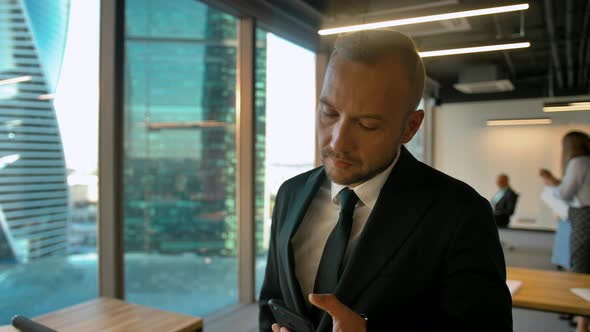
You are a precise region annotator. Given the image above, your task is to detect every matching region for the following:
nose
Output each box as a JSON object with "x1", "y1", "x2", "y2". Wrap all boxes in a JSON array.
[{"x1": 330, "y1": 118, "x2": 354, "y2": 153}]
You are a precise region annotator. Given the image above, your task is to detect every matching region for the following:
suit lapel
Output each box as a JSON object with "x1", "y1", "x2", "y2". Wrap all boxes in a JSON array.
[
  {"x1": 317, "y1": 146, "x2": 435, "y2": 330},
  {"x1": 496, "y1": 191, "x2": 507, "y2": 207},
  {"x1": 277, "y1": 167, "x2": 326, "y2": 316}
]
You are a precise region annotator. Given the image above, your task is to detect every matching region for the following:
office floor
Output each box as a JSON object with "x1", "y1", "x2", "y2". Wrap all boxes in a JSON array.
[
  {"x1": 206, "y1": 229, "x2": 577, "y2": 332},
  {"x1": 501, "y1": 229, "x2": 576, "y2": 332}
]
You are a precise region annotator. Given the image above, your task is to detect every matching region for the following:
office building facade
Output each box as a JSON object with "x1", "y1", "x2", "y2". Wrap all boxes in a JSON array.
[
  {"x1": 0, "y1": 0, "x2": 70, "y2": 262},
  {"x1": 124, "y1": 0, "x2": 267, "y2": 256}
]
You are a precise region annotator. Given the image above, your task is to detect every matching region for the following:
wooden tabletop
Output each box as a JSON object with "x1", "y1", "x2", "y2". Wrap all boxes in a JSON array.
[
  {"x1": 0, "y1": 298, "x2": 203, "y2": 332},
  {"x1": 508, "y1": 267, "x2": 590, "y2": 316}
]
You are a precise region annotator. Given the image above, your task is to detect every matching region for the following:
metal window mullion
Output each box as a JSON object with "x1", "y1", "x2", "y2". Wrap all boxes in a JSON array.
[
  {"x1": 98, "y1": 0, "x2": 125, "y2": 299},
  {"x1": 237, "y1": 17, "x2": 256, "y2": 304},
  {"x1": 422, "y1": 97, "x2": 434, "y2": 166},
  {"x1": 314, "y1": 51, "x2": 328, "y2": 167}
]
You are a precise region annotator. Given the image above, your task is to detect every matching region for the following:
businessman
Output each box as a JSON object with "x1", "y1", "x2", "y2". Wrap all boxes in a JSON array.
[
  {"x1": 259, "y1": 29, "x2": 512, "y2": 332},
  {"x1": 491, "y1": 174, "x2": 519, "y2": 227}
]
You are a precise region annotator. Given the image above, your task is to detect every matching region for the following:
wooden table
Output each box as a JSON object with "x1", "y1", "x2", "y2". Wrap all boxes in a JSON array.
[
  {"x1": 508, "y1": 267, "x2": 590, "y2": 316},
  {"x1": 0, "y1": 298, "x2": 203, "y2": 332}
]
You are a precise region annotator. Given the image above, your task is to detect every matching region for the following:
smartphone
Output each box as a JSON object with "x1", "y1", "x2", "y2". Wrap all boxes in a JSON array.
[{"x1": 268, "y1": 299, "x2": 314, "y2": 332}]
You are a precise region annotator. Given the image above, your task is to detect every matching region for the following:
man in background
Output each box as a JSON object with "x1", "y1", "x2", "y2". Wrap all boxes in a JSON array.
[{"x1": 492, "y1": 174, "x2": 519, "y2": 227}]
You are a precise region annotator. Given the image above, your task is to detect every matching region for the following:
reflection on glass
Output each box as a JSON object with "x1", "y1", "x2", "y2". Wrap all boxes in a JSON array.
[
  {"x1": 254, "y1": 30, "x2": 316, "y2": 296},
  {"x1": 0, "y1": 0, "x2": 99, "y2": 323},
  {"x1": 405, "y1": 98, "x2": 427, "y2": 161},
  {"x1": 124, "y1": 0, "x2": 239, "y2": 316}
]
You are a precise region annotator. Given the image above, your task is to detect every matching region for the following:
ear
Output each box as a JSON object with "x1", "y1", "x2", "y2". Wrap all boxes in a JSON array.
[{"x1": 400, "y1": 110, "x2": 425, "y2": 144}]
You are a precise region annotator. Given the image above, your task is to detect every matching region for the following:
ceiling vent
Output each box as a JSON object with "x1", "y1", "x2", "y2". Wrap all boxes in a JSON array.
[{"x1": 453, "y1": 65, "x2": 514, "y2": 94}]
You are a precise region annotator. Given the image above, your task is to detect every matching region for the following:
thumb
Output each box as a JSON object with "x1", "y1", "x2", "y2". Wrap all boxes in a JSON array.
[{"x1": 308, "y1": 294, "x2": 346, "y2": 318}]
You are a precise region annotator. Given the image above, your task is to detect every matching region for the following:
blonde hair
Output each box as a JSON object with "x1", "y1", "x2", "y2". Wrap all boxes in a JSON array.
[{"x1": 330, "y1": 29, "x2": 425, "y2": 113}]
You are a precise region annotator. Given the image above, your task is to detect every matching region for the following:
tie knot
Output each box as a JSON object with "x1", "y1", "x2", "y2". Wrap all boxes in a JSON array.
[{"x1": 339, "y1": 188, "x2": 359, "y2": 214}]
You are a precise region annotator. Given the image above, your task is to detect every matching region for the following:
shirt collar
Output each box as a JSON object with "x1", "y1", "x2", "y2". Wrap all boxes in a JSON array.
[{"x1": 331, "y1": 146, "x2": 401, "y2": 209}]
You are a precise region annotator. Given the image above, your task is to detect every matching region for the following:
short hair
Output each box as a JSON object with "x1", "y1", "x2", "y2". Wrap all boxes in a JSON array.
[{"x1": 329, "y1": 29, "x2": 426, "y2": 113}]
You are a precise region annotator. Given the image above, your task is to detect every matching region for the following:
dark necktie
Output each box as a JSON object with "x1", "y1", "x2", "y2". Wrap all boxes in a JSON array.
[{"x1": 311, "y1": 188, "x2": 359, "y2": 324}]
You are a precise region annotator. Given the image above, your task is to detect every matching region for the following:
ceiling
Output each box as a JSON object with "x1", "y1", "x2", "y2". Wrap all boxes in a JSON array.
[{"x1": 270, "y1": 0, "x2": 590, "y2": 103}]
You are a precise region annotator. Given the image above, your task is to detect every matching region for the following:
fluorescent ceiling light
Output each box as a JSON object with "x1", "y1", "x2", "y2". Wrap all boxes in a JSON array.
[
  {"x1": 5, "y1": 120, "x2": 22, "y2": 127},
  {"x1": 38, "y1": 93, "x2": 55, "y2": 100},
  {"x1": 0, "y1": 154, "x2": 20, "y2": 169},
  {"x1": 487, "y1": 118, "x2": 552, "y2": 126},
  {"x1": 419, "y1": 42, "x2": 530, "y2": 57},
  {"x1": 544, "y1": 105, "x2": 590, "y2": 112},
  {"x1": 318, "y1": 3, "x2": 529, "y2": 35},
  {"x1": 0, "y1": 76, "x2": 32, "y2": 86},
  {"x1": 544, "y1": 101, "x2": 590, "y2": 112}
]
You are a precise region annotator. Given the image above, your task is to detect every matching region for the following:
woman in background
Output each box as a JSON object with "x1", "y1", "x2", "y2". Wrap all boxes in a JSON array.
[{"x1": 540, "y1": 131, "x2": 590, "y2": 332}]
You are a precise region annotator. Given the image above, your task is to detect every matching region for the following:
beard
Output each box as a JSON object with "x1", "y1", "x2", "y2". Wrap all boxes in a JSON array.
[
  {"x1": 321, "y1": 145, "x2": 399, "y2": 186},
  {"x1": 320, "y1": 113, "x2": 408, "y2": 185}
]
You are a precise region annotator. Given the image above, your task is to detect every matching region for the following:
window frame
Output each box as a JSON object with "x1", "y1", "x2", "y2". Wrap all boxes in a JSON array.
[{"x1": 98, "y1": 0, "x2": 436, "y2": 312}]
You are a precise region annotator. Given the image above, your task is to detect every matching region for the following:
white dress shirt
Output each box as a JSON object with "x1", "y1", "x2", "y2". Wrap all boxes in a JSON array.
[
  {"x1": 291, "y1": 150, "x2": 400, "y2": 306},
  {"x1": 491, "y1": 188, "x2": 507, "y2": 207}
]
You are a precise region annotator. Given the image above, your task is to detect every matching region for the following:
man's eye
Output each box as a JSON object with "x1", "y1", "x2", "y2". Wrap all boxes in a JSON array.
[
  {"x1": 322, "y1": 110, "x2": 338, "y2": 117},
  {"x1": 359, "y1": 122, "x2": 379, "y2": 130}
]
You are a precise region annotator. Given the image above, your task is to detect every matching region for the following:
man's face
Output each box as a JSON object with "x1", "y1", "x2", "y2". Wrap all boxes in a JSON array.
[
  {"x1": 497, "y1": 176, "x2": 508, "y2": 188},
  {"x1": 317, "y1": 53, "x2": 424, "y2": 186}
]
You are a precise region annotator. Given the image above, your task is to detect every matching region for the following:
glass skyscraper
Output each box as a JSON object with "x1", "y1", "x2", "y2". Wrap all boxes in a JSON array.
[
  {"x1": 0, "y1": 0, "x2": 70, "y2": 262},
  {"x1": 124, "y1": 0, "x2": 267, "y2": 257}
]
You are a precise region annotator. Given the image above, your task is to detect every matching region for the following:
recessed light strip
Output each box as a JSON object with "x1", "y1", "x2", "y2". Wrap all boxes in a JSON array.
[
  {"x1": 318, "y1": 3, "x2": 529, "y2": 35},
  {"x1": 419, "y1": 42, "x2": 530, "y2": 57},
  {"x1": 487, "y1": 118, "x2": 552, "y2": 126},
  {"x1": 0, "y1": 75, "x2": 32, "y2": 86},
  {"x1": 543, "y1": 105, "x2": 590, "y2": 112}
]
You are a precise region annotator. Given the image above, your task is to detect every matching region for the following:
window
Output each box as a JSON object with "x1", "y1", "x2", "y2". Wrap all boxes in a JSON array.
[
  {"x1": 405, "y1": 99, "x2": 426, "y2": 161},
  {"x1": 0, "y1": 0, "x2": 99, "y2": 322},
  {"x1": 123, "y1": 0, "x2": 239, "y2": 316},
  {"x1": 405, "y1": 97, "x2": 435, "y2": 163},
  {"x1": 254, "y1": 29, "x2": 316, "y2": 296}
]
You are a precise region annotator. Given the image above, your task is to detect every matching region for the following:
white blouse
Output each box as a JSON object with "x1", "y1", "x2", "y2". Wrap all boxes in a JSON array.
[{"x1": 551, "y1": 155, "x2": 590, "y2": 207}]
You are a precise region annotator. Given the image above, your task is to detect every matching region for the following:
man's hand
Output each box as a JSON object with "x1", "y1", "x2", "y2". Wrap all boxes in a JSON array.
[
  {"x1": 271, "y1": 323, "x2": 291, "y2": 332},
  {"x1": 309, "y1": 294, "x2": 367, "y2": 332},
  {"x1": 270, "y1": 294, "x2": 366, "y2": 332}
]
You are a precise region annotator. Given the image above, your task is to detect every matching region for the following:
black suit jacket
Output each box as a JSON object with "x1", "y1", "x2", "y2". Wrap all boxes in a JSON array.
[
  {"x1": 259, "y1": 146, "x2": 512, "y2": 331},
  {"x1": 493, "y1": 187, "x2": 518, "y2": 218}
]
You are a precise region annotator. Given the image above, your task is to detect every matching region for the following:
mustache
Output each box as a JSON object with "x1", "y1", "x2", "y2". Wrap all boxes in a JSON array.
[{"x1": 321, "y1": 147, "x2": 358, "y2": 163}]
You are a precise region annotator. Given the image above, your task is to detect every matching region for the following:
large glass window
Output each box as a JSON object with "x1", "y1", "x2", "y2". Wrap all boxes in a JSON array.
[
  {"x1": 123, "y1": 0, "x2": 239, "y2": 316},
  {"x1": 405, "y1": 99, "x2": 426, "y2": 161},
  {"x1": 405, "y1": 97, "x2": 435, "y2": 163},
  {"x1": 254, "y1": 30, "x2": 316, "y2": 296},
  {"x1": 0, "y1": 0, "x2": 99, "y2": 322}
]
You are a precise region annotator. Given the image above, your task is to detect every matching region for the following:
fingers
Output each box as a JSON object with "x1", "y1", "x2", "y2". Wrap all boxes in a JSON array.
[
  {"x1": 308, "y1": 293, "x2": 347, "y2": 318},
  {"x1": 271, "y1": 323, "x2": 291, "y2": 332},
  {"x1": 309, "y1": 294, "x2": 367, "y2": 331},
  {"x1": 540, "y1": 169, "x2": 552, "y2": 178}
]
